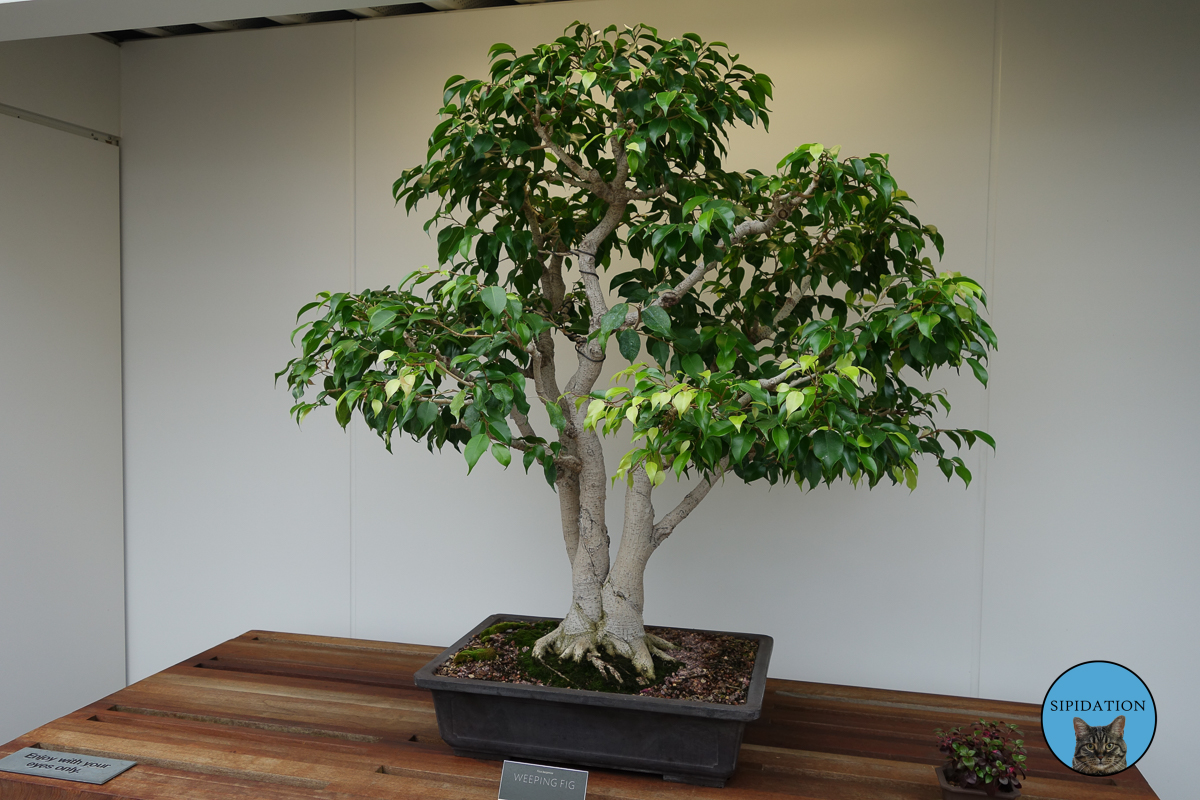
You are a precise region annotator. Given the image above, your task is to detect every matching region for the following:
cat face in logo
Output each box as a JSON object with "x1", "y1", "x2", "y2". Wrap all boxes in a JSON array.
[{"x1": 1072, "y1": 715, "x2": 1127, "y2": 775}]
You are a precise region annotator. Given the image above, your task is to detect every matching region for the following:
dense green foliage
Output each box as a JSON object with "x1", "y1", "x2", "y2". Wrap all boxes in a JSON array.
[{"x1": 279, "y1": 22, "x2": 996, "y2": 493}]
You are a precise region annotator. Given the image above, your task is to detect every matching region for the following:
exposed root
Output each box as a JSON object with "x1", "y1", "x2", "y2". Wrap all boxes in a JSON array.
[
  {"x1": 646, "y1": 632, "x2": 680, "y2": 658},
  {"x1": 587, "y1": 652, "x2": 623, "y2": 683},
  {"x1": 597, "y1": 628, "x2": 680, "y2": 680},
  {"x1": 532, "y1": 624, "x2": 599, "y2": 663},
  {"x1": 532, "y1": 618, "x2": 685, "y2": 682}
]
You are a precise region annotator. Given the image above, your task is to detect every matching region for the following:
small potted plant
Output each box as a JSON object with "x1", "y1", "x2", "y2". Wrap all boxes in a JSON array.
[{"x1": 935, "y1": 719, "x2": 1028, "y2": 798}]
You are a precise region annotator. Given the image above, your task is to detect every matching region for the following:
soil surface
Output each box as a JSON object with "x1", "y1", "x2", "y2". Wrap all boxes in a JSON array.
[{"x1": 433, "y1": 619, "x2": 758, "y2": 705}]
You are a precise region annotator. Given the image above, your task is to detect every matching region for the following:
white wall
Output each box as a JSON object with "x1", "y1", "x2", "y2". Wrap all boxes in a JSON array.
[
  {"x1": 120, "y1": 21, "x2": 357, "y2": 670},
  {"x1": 0, "y1": 36, "x2": 124, "y2": 744},
  {"x1": 980, "y1": 2, "x2": 1200, "y2": 793},
  {"x1": 116, "y1": 2, "x2": 1198, "y2": 796}
]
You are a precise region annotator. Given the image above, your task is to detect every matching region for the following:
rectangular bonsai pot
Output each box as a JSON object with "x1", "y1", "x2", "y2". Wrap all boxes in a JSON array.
[{"x1": 413, "y1": 614, "x2": 773, "y2": 787}]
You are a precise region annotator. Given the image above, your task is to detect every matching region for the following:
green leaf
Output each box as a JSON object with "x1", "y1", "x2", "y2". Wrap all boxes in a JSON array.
[
  {"x1": 681, "y1": 353, "x2": 704, "y2": 378},
  {"x1": 617, "y1": 329, "x2": 640, "y2": 362},
  {"x1": 968, "y1": 358, "x2": 989, "y2": 386},
  {"x1": 648, "y1": 338, "x2": 670, "y2": 367},
  {"x1": 335, "y1": 395, "x2": 353, "y2": 428},
  {"x1": 812, "y1": 430, "x2": 844, "y2": 470},
  {"x1": 917, "y1": 312, "x2": 941, "y2": 339},
  {"x1": 730, "y1": 433, "x2": 754, "y2": 463},
  {"x1": 544, "y1": 400, "x2": 566, "y2": 432},
  {"x1": 415, "y1": 401, "x2": 438, "y2": 430},
  {"x1": 471, "y1": 135, "x2": 494, "y2": 158},
  {"x1": 450, "y1": 390, "x2": 467, "y2": 420},
  {"x1": 641, "y1": 305, "x2": 672, "y2": 338},
  {"x1": 671, "y1": 390, "x2": 696, "y2": 417},
  {"x1": 655, "y1": 90, "x2": 678, "y2": 112},
  {"x1": 891, "y1": 313, "x2": 915, "y2": 337},
  {"x1": 465, "y1": 433, "x2": 489, "y2": 473},
  {"x1": 973, "y1": 430, "x2": 996, "y2": 448},
  {"x1": 481, "y1": 285, "x2": 507, "y2": 317},
  {"x1": 368, "y1": 308, "x2": 397, "y2": 331},
  {"x1": 784, "y1": 389, "x2": 804, "y2": 416},
  {"x1": 647, "y1": 117, "x2": 669, "y2": 143},
  {"x1": 600, "y1": 303, "x2": 630, "y2": 346},
  {"x1": 491, "y1": 442, "x2": 511, "y2": 467}
]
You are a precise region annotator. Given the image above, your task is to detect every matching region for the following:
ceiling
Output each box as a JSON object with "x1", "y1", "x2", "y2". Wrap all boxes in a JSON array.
[{"x1": 0, "y1": 0, "x2": 570, "y2": 43}]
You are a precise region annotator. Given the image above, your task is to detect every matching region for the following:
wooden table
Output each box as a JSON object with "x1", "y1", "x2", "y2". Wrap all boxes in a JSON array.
[{"x1": 0, "y1": 630, "x2": 1158, "y2": 799}]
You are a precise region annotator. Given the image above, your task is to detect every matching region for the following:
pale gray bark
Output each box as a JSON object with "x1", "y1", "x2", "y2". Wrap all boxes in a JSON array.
[
  {"x1": 596, "y1": 467, "x2": 677, "y2": 677},
  {"x1": 556, "y1": 439, "x2": 581, "y2": 565},
  {"x1": 652, "y1": 456, "x2": 730, "y2": 549}
]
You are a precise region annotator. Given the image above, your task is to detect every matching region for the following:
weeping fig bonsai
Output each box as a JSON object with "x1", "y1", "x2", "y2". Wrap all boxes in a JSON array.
[{"x1": 279, "y1": 22, "x2": 997, "y2": 680}]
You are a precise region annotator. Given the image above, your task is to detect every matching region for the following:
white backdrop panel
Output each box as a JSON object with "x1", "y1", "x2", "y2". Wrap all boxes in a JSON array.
[
  {"x1": 981, "y1": 2, "x2": 1200, "y2": 796},
  {"x1": 0, "y1": 114, "x2": 123, "y2": 743},
  {"x1": 0, "y1": 34, "x2": 119, "y2": 134},
  {"x1": 121, "y1": 22, "x2": 358, "y2": 681}
]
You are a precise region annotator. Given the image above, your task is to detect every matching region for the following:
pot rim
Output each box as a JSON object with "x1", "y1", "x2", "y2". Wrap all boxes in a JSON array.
[{"x1": 413, "y1": 613, "x2": 773, "y2": 721}]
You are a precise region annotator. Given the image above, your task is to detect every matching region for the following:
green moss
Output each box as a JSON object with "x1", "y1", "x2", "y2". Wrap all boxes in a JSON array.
[
  {"x1": 496, "y1": 620, "x2": 681, "y2": 694},
  {"x1": 453, "y1": 646, "x2": 496, "y2": 664},
  {"x1": 479, "y1": 621, "x2": 529, "y2": 642}
]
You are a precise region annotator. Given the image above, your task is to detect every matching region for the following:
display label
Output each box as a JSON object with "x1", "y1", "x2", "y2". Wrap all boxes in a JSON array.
[
  {"x1": 0, "y1": 747, "x2": 136, "y2": 785},
  {"x1": 498, "y1": 759, "x2": 588, "y2": 800}
]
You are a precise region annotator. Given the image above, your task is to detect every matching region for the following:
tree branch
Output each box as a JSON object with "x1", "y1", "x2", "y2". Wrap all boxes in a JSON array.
[
  {"x1": 563, "y1": 198, "x2": 630, "y2": 398},
  {"x1": 651, "y1": 456, "x2": 730, "y2": 547},
  {"x1": 530, "y1": 101, "x2": 598, "y2": 186},
  {"x1": 510, "y1": 407, "x2": 539, "y2": 440},
  {"x1": 622, "y1": 190, "x2": 814, "y2": 326}
]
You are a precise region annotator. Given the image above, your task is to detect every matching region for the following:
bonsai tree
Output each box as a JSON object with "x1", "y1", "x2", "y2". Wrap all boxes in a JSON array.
[{"x1": 280, "y1": 23, "x2": 997, "y2": 680}]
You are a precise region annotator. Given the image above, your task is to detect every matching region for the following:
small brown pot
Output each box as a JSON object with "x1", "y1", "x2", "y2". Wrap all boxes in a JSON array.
[{"x1": 935, "y1": 766, "x2": 1022, "y2": 799}]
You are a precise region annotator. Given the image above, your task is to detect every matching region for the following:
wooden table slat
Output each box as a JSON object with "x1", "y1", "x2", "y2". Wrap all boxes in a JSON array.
[{"x1": 0, "y1": 630, "x2": 1158, "y2": 799}]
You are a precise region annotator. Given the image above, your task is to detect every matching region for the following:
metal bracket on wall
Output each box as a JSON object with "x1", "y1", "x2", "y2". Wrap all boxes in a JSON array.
[{"x1": 0, "y1": 102, "x2": 120, "y2": 146}]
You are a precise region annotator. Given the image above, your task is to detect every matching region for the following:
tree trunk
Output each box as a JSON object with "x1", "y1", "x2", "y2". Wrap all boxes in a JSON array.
[
  {"x1": 597, "y1": 466, "x2": 677, "y2": 677},
  {"x1": 535, "y1": 462, "x2": 675, "y2": 679},
  {"x1": 534, "y1": 410, "x2": 611, "y2": 664},
  {"x1": 532, "y1": 180, "x2": 680, "y2": 678}
]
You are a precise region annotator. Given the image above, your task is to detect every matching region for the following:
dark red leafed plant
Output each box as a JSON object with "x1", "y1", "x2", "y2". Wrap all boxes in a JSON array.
[{"x1": 936, "y1": 719, "x2": 1028, "y2": 795}]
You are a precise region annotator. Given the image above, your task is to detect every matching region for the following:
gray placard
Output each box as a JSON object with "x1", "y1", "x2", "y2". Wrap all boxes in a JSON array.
[
  {"x1": 0, "y1": 747, "x2": 136, "y2": 785},
  {"x1": 498, "y1": 760, "x2": 588, "y2": 800}
]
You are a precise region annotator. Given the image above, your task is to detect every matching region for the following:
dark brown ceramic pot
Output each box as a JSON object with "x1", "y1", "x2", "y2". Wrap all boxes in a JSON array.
[
  {"x1": 414, "y1": 613, "x2": 773, "y2": 787},
  {"x1": 935, "y1": 766, "x2": 1022, "y2": 799}
]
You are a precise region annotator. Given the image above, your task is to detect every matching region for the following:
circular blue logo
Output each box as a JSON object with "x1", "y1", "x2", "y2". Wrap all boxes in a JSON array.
[{"x1": 1041, "y1": 661, "x2": 1155, "y2": 775}]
